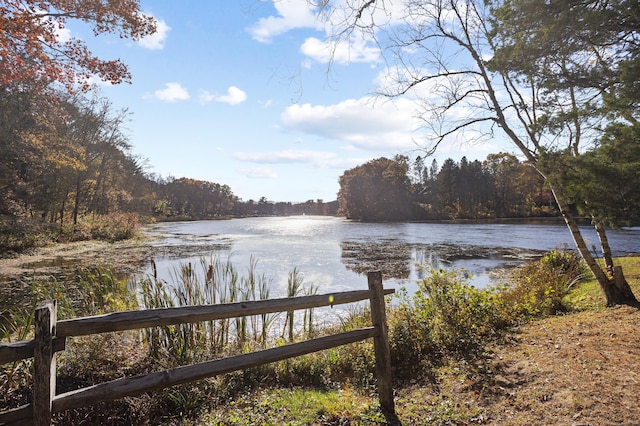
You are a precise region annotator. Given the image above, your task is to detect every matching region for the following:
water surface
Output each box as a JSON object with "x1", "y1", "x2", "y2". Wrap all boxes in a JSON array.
[{"x1": 144, "y1": 216, "x2": 640, "y2": 300}]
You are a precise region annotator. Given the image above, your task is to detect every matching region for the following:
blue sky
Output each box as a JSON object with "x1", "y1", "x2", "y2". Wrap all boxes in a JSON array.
[{"x1": 75, "y1": 1, "x2": 506, "y2": 202}]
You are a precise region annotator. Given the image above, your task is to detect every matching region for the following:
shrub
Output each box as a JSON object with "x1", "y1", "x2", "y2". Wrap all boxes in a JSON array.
[
  {"x1": 499, "y1": 250, "x2": 588, "y2": 319},
  {"x1": 0, "y1": 215, "x2": 54, "y2": 254},
  {"x1": 389, "y1": 270, "x2": 506, "y2": 379},
  {"x1": 58, "y1": 213, "x2": 139, "y2": 243},
  {"x1": 388, "y1": 301, "x2": 434, "y2": 377},
  {"x1": 86, "y1": 212, "x2": 139, "y2": 241}
]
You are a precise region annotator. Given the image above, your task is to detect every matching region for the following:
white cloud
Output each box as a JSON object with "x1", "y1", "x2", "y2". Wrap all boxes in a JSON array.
[
  {"x1": 234, "y1": 149, "x2": 364, "y2": 169},
  {"x1": 369, "y1": 65, "x2": 511, "y2": 152},
  {"x1": 199, "y1": 86, "x2": 247, "y2": 105},
  {"x1": 248, "y1": 0, "x2": 320, "y2": 43},
  {"x1": 247, "y1": 0, "x2": 407, "y2": 69},
  {"x1": 146, "y1": 82, "x2": 190, "y2": 102},
  {"x1": 218, "y1": 86, "x2": 248, "y2": 105},
  {"x1": 235, "y1": 149, "x2": 334, "y2": 164},
  {"x1": 301, "y1": 37, "x2": 380, "y2": 64},
  {"x1": 280, "y1": 97, "x2": 423, "y2": 150},
  {"x1": 80, "y1": 74, "x2": 114, "y2": 88},
  {"x1": 240, "y1": 167, "x2": 278, "y2": 179},
  {"x1": 138, "y1": 18, "x2": 170, "y2": 50},
  {"x1": 53, "y1": 23, "x2": 72, "y2": 43},
  {"x1": 199, "y1": 91, "x2": 216, "y2": 103}
]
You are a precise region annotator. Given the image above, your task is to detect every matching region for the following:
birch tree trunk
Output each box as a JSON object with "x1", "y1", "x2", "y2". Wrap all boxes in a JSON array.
[{"x1": 593, "y1": 219, "x2": 615, "y2": 273}]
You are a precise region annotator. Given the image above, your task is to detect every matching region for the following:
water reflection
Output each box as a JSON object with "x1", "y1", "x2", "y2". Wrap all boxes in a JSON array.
[
  {"x1": 4, "y1": 216, "x2": 639, "y2": 309},
  {"x1": 142, "y1": 216, "x2": 640, "y2": 297},
  {"x1": 340, "y1": 240, "x2": 545, "y2": 292}
]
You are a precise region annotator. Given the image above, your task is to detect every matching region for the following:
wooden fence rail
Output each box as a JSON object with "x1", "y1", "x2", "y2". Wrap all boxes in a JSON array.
[{"x1": 0, "y1": 271, "x2": 395, "y2": 425}]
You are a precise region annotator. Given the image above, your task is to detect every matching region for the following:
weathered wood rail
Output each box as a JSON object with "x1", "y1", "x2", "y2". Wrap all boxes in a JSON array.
[{"x1": 0, "y1": 271, "x2": 395, "y2": 425}]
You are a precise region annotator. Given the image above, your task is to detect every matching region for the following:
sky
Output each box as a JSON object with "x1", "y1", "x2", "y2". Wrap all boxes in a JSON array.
[{"x1": 73, "y1": 0, "x2": 509, "y2": 203}]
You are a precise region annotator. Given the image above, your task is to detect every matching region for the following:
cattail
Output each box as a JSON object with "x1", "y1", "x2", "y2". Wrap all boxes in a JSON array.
[{"x1": 206, "y1": 264, "x2": 214, "y2": 284}]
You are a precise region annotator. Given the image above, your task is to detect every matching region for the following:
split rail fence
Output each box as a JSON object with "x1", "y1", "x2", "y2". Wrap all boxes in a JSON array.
[{"x1": 0, "y1": 271, "x2": 395, "y2": 425}]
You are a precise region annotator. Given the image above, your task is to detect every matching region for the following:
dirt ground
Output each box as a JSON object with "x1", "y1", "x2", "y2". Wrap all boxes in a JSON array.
[{"x1": 404, "y1": 304, "x2": 640, "y2": 426}]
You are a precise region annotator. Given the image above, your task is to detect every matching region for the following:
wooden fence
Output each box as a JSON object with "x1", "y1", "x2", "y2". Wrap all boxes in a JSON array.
[{"x1": 0, "y1": 271, "x2": 395, "y2": 425}]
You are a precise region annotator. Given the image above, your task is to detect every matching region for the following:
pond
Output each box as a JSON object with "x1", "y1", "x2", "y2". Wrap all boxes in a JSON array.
[{"x1": 143, "y1": 215, "x2": 640, "y2": 301}]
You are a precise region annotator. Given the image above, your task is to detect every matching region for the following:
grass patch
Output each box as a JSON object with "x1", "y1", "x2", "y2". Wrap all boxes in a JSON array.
[
  {"x1": 564, "y1": 255, "x2": 640, "y2": 310},
  {"x1": 200, "y1": 387, "x2": 384, "y2": 425}
]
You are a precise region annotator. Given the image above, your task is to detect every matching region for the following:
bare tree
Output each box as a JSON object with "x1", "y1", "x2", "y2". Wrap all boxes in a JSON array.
[{"x1": 317, "y1": 0, "x2": 636, "y2": 305}]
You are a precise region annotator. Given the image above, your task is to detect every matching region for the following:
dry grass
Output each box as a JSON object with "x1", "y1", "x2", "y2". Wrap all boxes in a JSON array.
[
  {"x1": 391, "y1": 266, "x2": 640, "y2": 426},
  {"x1": 2, "y1": 243, "x2": 639, "y2": 425},
  {"x1": 416, "y1": 305, "x2": 639, "y2": 426}
]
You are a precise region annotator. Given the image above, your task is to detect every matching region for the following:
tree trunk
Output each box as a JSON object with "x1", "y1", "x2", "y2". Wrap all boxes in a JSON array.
[
  {"x1": 594, "y1": 219, "x2": 638, "y2": 305},
  {"x1": 72, "y1": 176, "x2": 81, "y2": 225},
  {"x1": 59, "y1": 198, "x2": 65, "y2": 233},
  {"x1": 551, "y1": 186, "x2": 637, "y2": 306},
  {"x1": 593, "y1": 219, "x2": 614, "y2": 272}
]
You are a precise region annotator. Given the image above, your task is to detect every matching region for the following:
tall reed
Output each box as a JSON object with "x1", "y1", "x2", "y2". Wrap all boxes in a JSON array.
[
  {"x1": 139, "y1": 254, "x2": 319, "y2": 365},
  {"x1": 284, "y1": 267, "x2": 304, "y2": 342},
  {"x1": 303, "y1": 283, "x2": 319, "y2": 338}
]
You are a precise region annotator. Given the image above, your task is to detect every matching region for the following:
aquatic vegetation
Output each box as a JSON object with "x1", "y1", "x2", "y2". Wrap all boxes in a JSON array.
[{"x1": 138, "y1": 255, "x2": 322, "y2": 365}]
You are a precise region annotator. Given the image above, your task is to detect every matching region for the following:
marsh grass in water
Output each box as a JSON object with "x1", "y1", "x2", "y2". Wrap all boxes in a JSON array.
[{"x1": 138, "y1": 255, "x2": 321, "y2": 366}]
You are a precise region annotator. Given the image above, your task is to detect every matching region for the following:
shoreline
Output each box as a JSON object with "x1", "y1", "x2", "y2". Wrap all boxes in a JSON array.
[{"x1": 0, "y1": 236, "x2": 158, "y2": 278}]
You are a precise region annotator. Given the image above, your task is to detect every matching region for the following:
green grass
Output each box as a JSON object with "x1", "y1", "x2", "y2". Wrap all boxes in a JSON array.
[
  {"x1": 563, "y1": 256, "x2": 640, "y2": 310},
  {"x1": 197, "y1": 387, "x2": 385, "y2": 425}
]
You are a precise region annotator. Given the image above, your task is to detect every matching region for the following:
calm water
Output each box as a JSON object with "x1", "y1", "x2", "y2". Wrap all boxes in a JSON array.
[{"x1": 143, "y1": 216, "x2": 640, "y2": 301}]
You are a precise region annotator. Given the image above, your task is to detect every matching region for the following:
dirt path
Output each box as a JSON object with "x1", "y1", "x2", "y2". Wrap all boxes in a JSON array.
[
  {"x1": 483, "y1": 306, "x2": 639, "y2": 424},
  {"x1": 399, "y1": 304, "x2": 640, "y2": 425}
]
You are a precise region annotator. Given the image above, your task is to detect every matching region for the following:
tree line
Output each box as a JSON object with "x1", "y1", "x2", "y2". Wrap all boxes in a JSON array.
[
  {"x1": 0, "y1": 86, "x2": 338, "y2": 251},
  {"x1": 338, "y1": 154, "x2": 557, "y2": 222},
  {"x1": 153, "y1": 179, "x2": 338, "y2": 219}
]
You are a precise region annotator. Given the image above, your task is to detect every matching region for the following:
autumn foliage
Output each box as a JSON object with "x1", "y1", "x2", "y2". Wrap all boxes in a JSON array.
[{"x1": 0, "y1": 0, "x2": 156, "y2": 90}]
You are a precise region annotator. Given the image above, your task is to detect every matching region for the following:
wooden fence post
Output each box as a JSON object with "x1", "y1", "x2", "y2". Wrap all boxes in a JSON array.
[
  {"x1": 367, "y1": 271, "x2": 396, "y2": 417},
  {"x1": 34, "y1": 300, "x2": 57, "y2": 426}
]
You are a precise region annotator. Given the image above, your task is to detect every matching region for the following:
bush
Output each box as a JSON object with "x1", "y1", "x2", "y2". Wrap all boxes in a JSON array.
[
  {"x1": 389, "y1": 270, "x2": 506, "y2": 379},
  {"x1": 499, "y1": 250, "x2": 588, "y2": 319},
  {"x1": 61, "y1": 212, "x2": 139, "y2": 242},
  {"x1": 0, "y1": 215, "x2": 54, "y2": 254}
]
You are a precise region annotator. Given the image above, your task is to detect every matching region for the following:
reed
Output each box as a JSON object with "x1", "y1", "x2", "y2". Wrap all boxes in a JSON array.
[
  {"x1": 258, "y1": 271, "x2": 277, "y2": 348},
  {"x1": 1, "y1": 267, "x2": 136, "y2": 393},
  {"x1": 303, "y1": 283, "x2": 319, "y2": 338},
  {"x1": 284, "y1": 267, "x2": 304, "y2": 342},
  {"x1": 138, "y1": 254, "x2": 327, "y2": 365}
]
